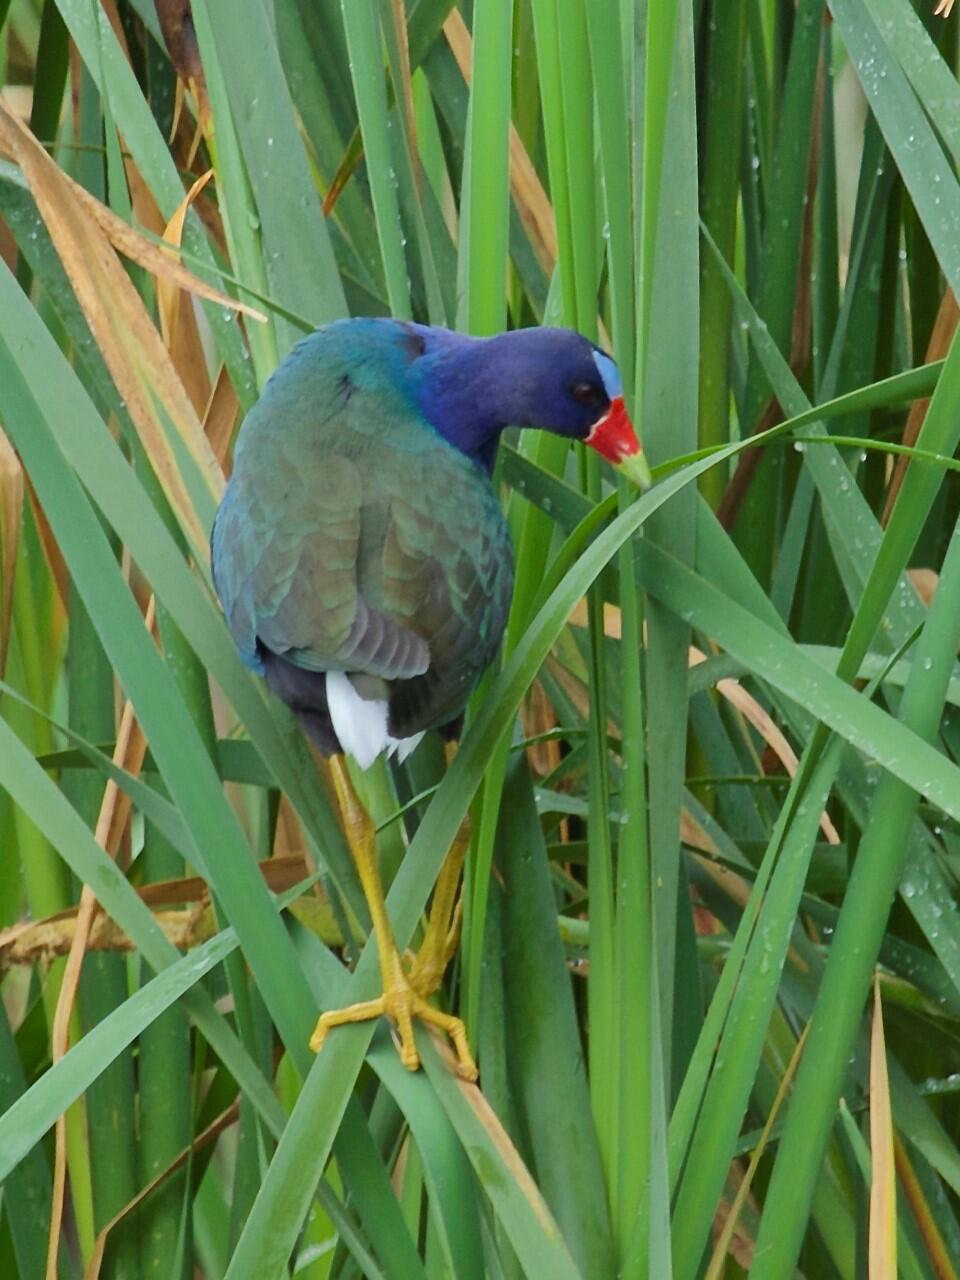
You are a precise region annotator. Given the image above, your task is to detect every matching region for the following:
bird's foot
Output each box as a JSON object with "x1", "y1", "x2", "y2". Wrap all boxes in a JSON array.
[
  {"x1": 309, "y1": 950, "x2": 477, "y2": 1082},
  {"x1": 405, "y1": 898, "x2": 463, "y2": 999}
]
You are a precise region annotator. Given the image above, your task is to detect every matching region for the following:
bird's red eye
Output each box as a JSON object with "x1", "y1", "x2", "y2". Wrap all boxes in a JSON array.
[{"x1": 570, "y1": 381, "x2": 601, "y2": 405}]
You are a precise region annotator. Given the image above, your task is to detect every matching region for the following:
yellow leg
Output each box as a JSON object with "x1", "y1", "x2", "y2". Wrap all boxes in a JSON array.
[
  {"x1": 405, "y1": 816, "x2": 469, "y2": 998},
  {"x1": 406, "y1": 741, "x2": 470, "y2": 998},
  {"x1": 309, "y1": 755, "x2": 478, "y2": 1081}
]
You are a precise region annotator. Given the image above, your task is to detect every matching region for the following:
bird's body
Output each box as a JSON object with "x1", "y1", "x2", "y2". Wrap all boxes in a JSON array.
[
  {"x1": 213, "y1": 318, "x2": 646, "y2": 767},
  {"x1": 211, "y1": 317, "x2": 648, "y2": 1078},
  {"x1": 213, "y1": 320, "x2": 514, "y2": 764}
]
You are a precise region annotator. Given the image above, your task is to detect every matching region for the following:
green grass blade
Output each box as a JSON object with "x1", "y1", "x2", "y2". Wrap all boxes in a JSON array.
[
  {"x1": 697, "y1": 0, "x2": 747, "y2": 510},
  {"x1": 416, "y1": 1039, "x2": 582, "y2": 1280},
  {"x1": 58, "y1": 590, "x2": 139, "y2": 1272},
  {"x1": 498, "y1": 758, "x2": 614, "y2": 1275},
  {"x1": 340, "y1": 0, "x2": 412, "y2": 319},
  {"x1": 0, "y1": 317, "x2": 318, "y2": 1061},
  {"x1": 830, "y1": 0, "x2": 960, "y2": 298},
  {"x1": 0, "y1": 925, "x2": 241, "y2": 1179},
  {"x1": 366, "y1": 1046, "x2": 484, "y2": 1280},
  {"x1": 0, "y1": 1002, "x2": 56, "y2": 1280},
  {"x1": 457, "y1": 0, "x2": 513, "y2": 334},
  {"x1": 0, "y1": 259, "x2": 363, "y2": 922},
  {"x1": 638, "y1": 0, "x2": 699, "y2": 1105},
  {"x1": 752, "y1": 550, "x2": 960, "y2": 1269},
  {"x1": 191, "y1": 0, "x2": 346, "y2": 351}
]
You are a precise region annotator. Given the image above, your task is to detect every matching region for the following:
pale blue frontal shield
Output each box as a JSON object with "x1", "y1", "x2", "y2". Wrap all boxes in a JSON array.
[{"x1": 592, "y1": 350, "x2": 622, "y2": 400}]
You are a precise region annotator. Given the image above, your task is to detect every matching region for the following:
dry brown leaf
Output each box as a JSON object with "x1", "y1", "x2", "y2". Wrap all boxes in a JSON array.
[
  {"x1": 893, "y1": 1132, "x2": 957, "y2": 1280},
  {"x1": 0, "y1": 213, "x2": 16, "y2": 271},
  {"x1": 203, "y1": 363, "x2": 240, "y2": 474},
  {"x1": 99, "y1": 0, "x2": 131, "y2": 57},
  {"x1": 568, "y1": 598, "x2": 624, "y2": 638},
  {"x1": 0, "y1": 855, "x2": 311, "y2": 934},
  {"x1": 545, "y1": 654, "x2": 620, "y2": 740},
  {"x1": 389, "y1": 0, "x2": 420, "y2": 197},
  {"x1": 688, "y1": 642, "x2": 841, "y2": 845},
  {"x1": 159, "y1": 169, "x2": 215, "y2": 413},
  {"x1": 0, "y1": 856, "x2": 329, "y2": 966},
  {"x1": 0, "y1": 426, "x2": 23, "y2": 673},
  {"x1": 3, "y1": 905, "x2": 213, "y2": 965},
  {"x1": 0, "y1": 101, "x2": 222, "y2": 561},
  {"x1": 710, "y1": 1188, "x2": 758, "y2": 1273},
  {"x1": 24, "y1": 479, "x2": 69, "y2": 613},
  {"x1": 882, "y1": 289, "x2": 959, "y2": 525},
  {"x1": 0, "y1": 121, "x2": 264, "y2": 325},
  {"x1": 159, "y1": 171, "x2": 215, "y2": 329},
  {"x1": 693, "y1": 854, "x2": 750, "y2": 904},
  {"x1": 146, "y1": 853, "x2": 313, "y2": 904},
  {"x1": 869, "y1": 976, "x2": 897, "y2": 1280},
  {"x1": 0, "y1": 86, "x2": 31, "y2": 119},
  {"x1": 84, "y1": 1101, "x2": 239, "y2": 1280},
  {"x1": 103, "y1": 713, "x2": 149, "y2": 861},
  {"x1": 706, "y1": 1024, "x2": 811, "y2": 1278},
  {"x1": 692, "y1": 854, "x2": 807, "y2": 972},
  {"x1": 126, "y1": 156, "x2": 167, "y2": 244},
  {"x1": 78, "y1": 170, "x2": 263, "y2": 319},
  {"x1": 156, "y1": 0, "x2": 212, "y2": 136},
  {"x1": 272, "y1": 795, "x2": 307, "y2": 862},
  {"x1": 522, "y1": 680, "x2": 562, "y2": 777},
  {"x1": 908, "y1": 567, "x2": 938, "y2": 609},
  {"x1": 680, "y1": 808, "x2": 721, "y2": 856}
]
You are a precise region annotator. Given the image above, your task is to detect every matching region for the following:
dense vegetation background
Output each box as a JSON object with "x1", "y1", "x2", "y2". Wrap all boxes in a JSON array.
[{"x1": 2, "y1": 0, "x2": 960, "y2": 1276}]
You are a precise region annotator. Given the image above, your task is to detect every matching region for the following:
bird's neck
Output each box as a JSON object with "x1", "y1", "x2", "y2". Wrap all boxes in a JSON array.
[{"x1": 407, "y1": 331, "x2": 531, "y2": 472}]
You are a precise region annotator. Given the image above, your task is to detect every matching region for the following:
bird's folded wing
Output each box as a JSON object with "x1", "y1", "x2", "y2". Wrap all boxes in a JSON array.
[
  {"x1": 216, "y1": 451, "x2": 430, "y2": 682},
  {"x1": 279, "y1": 595, "x2": 430, "y2": 681},
  {"x1": 380, "y1": 470, "x2": 514, "y2": 736},
  {"x1": 213, "y1": 393, "x2": 512, "y2": 719}
]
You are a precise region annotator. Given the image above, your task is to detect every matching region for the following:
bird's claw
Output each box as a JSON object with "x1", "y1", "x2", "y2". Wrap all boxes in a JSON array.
[{"x1": 310, "y1": 971, "x2": 478, "y2": 1082}]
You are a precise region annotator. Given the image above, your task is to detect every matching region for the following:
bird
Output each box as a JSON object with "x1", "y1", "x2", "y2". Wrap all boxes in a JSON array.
[{"x1": 211, "y1": 317, "x2": 649, "y2": 1080}]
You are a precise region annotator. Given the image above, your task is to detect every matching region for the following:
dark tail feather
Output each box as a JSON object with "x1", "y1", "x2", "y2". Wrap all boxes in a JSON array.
[
  {"x1": 438, "y1": 714, "x2": 464, "y2": 742},
  {"x1": 260, "y1": 644, "x2": 464, "y2": 753},
  {"x1": 259, "y1": 646, "x2": 341, "y2": 755}
]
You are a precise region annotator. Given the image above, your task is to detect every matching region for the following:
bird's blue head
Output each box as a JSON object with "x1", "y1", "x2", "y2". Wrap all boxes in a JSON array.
[{"x1": 405, "y1": 324, "x2": 650, "y2": 486}]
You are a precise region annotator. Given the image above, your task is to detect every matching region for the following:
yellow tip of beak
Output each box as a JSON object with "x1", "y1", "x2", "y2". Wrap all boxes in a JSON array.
[{"x1": 614, "y1": 449, "x2": 653, "y2": 490}]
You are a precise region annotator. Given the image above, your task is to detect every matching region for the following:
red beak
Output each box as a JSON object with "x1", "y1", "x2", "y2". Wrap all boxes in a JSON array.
[{"x1": 585, "y1": 396, "x2": 651, "y2": 488}]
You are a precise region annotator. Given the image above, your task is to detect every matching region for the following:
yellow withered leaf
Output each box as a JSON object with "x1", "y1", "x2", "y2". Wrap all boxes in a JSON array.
[
  {"x1": 869, "y1": 976, "x2": 897, "y2": 1280},
  {"x1": 0, "y1": 102, "x2": 223, "y2": 560},
  {"x1": 55, "y1": 154, "x2": 265, "y2": 324},
  {"x1": 203, "y1": 363, "x2": 241, "y2": 473},
  {"x1": 0, "y1": 425, "x2": 22, "y2": 675},
  {"x1": 159, "y1": 170, "x2": 216, "y2": 414}
]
